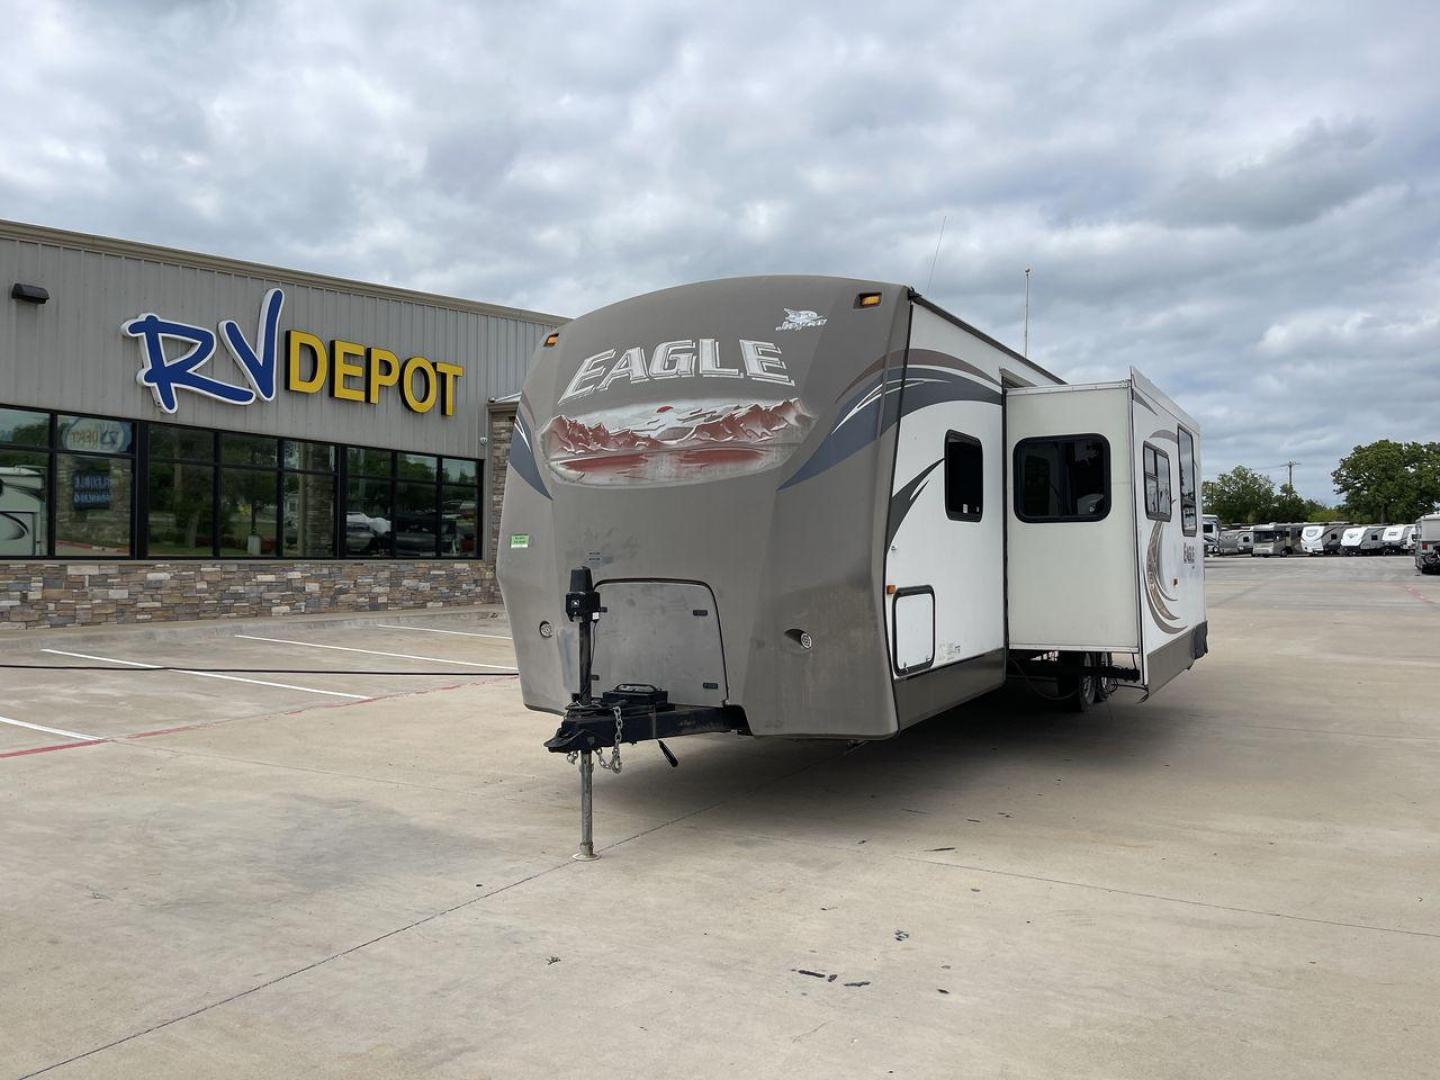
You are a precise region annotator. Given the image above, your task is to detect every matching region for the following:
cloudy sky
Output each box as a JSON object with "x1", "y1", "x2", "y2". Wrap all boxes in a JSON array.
[{"x1": 3, "y1": 0, "x2": 1436, "y2": 499}]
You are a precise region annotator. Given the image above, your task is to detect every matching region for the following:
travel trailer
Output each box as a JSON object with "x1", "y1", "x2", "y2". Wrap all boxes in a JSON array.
[
  {"x1": 1301, "y1": 522, "x2": 1349, "y2": 555},
  {"x1": 1402, "y1": 523, "x2": 1418, "y2": 554},
  {"x1": 1215, "y1": 529, "x2": 1244, "y2": 555},
  {"x1": 0, "y1": 465, "x2": 46, "y2": 557},
  {"x1": 1341, "y1": 525, "x2": 1385, "y2": 555},
  {"x1": 500, "y1": 276, "x2": 1207, "y2": 796},
  {"x1": 1416, "y1": 515, "x2": 1440, "y2": 574},
  {"x1": 1381, "y1": 524, "x2": 1409, "y2": 555}
]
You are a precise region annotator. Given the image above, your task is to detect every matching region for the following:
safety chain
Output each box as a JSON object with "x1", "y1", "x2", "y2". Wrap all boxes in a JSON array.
[
  {"x1": 596, "y1": 703, "x2": 624, "y2": 773},
  {"x1": 564, "y1": 704, "x2": 625, "y2": 773}
]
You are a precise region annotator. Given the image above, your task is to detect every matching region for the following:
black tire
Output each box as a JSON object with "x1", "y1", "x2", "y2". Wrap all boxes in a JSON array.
[{"x1": 1058, "y1": 651, "x2": 1098, "y2": 713}]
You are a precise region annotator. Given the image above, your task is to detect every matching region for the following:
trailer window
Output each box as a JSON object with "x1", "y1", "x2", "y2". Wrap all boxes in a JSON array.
[
  {"x1": 944, "y1": 432, "x2": 982, "y2": 521},
  {"x1": 1178, "y1": 427, "x2": 1197, "y2": 535},
  {"x1": 1144, "y1": 444, "x2": 1172, "y2": 521},
  {"x1": 1013, "y1": 435, "x2": 1110, "y2": 522}
]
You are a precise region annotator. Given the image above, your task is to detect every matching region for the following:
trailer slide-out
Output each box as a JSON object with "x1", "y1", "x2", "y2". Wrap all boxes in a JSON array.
[{"x1": 500, "y1": 275, "x2": 1206, "y2": 762}]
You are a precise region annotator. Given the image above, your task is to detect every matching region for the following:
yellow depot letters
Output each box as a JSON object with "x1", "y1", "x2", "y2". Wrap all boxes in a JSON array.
[{"x1": 286, "y1": 330, "x2": 465, "y2": 416}]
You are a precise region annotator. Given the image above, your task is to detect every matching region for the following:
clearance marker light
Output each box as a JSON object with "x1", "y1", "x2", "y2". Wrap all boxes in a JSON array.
[
  {"x1": 856, "y1": 292, "x2": 882, "y2": 308},
  {"x1": 544, "y1": 332, "x2": 560, "y2": 347}
]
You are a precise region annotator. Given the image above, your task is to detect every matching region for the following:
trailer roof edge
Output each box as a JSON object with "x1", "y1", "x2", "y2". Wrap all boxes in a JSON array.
[{"x1": 907, "y1": 289, "x2": 1065, "y2": 386}]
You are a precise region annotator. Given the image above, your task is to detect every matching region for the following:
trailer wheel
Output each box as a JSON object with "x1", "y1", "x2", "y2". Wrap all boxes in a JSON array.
[{"x1": 1059, "y1": 651, "x2": 1099, "y2": 713}]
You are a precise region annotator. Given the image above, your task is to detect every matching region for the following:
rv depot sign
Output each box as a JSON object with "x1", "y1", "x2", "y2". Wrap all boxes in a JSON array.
[{"x1": 122, "y1": 288, "x2": 465, "y2": 417}]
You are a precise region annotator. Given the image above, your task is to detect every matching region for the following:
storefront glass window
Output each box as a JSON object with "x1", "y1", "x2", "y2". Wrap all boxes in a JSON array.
[
  {"x1": 394, "y1": 479, "x2": 439, "y2": 558},
  {"x1": 219, "y1": 468, "x2": 278, "y2": 556},
  {"x1": 0, "y1": 448, "x2": 49, "y2": 557},
  {"x1": 150, "y1": 424, "x2": 214, "y2": 462},
  {"x1": 284, "y1": 439, "x2": 335, "y2": 472},
  {"x1": 442, "y1": 458, "x2": 478, "y2": 486},
  {"x1": 221, "y1": 433, "x2": 279, "y2": 467},
  {"x1": 398, "y1": 452, "x2": 438, "y2": 482},
  {"x1": 58, "y1": 415, "x2": 133, "y2": 456},
  {"x1": 0, "y1": 407, "x2": 50, "y2": 447},
  {"x1": 346, "y1": 476, "x2": 392, "y2": 556},
  {"x1": 283, "y1": 473, "x2": 335, "y2": 558},
  {"x1": 148, "y1": 460, "x2": 215, "y2": 555},
  {"x1": 442, "y1": 483, "x2": 477, "y2": 556},
  {"x1": 347, "y1": 447, "x2": 392, "y2": 478},
  {"x1": 56, "y1": 455, "x2": 132, "y2": 556}
]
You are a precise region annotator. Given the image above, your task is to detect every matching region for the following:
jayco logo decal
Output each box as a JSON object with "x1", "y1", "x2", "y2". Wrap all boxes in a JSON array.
[
  {"x1": 122, "y1": 289, "x2": 464, "y2": 417},
  {"x1": 776, "y1": 308, "x2": 827, "y2": 331}
]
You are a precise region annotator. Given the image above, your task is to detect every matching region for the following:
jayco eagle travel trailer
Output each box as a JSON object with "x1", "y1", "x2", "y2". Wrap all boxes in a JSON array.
[
  {"x1": 1302, "y1": 522, "x2": 1349, "y2": 555},
  {"x1": 498, "y1": 277, "x2": 1209, "y2": 854}
]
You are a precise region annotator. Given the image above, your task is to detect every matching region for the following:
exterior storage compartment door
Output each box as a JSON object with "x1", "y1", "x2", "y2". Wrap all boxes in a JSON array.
[
  {"x1": 591, "y1": 581, "x2": 728, "y2": 707},
  {"x1": 892, "y1": 587, "x2": 935, "y2": 674},
  {"x1": 1005, "y1": 383, "x2": 1140, "y2": 654}
]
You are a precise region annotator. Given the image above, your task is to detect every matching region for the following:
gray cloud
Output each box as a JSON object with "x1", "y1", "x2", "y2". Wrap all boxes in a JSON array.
[{"x1": 2, "y1": 0, "x2": 1437, "y2": 500}]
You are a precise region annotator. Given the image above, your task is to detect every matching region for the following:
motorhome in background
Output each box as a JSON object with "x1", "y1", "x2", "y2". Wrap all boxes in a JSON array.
[
  {"x1": 1251, "y1": 524, "x2": 1286, "y2": 557},
  {"x1": 1416, "y1": 514, "x2": 1440, "y2": 574},
  {"x1": 498, "y1": 276, "x2": 1208, "y2": 752},
  {"x1": 1202, "y1": 514, "x2": 1220, "y2": 554},
  {"x1": 1381, "y1": 524, "x2": 1408, "y2": 554},
  {"x1": 1302, "y1": 521, "x2": 1349, "y2": 555}
]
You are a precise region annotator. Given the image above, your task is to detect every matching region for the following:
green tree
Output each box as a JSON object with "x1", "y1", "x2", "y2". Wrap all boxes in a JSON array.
[
  {"x1": 1272, "y1": 483, "x2": 1323, "y2": 522},
  {"x1": 1331, "y1": 440, "x2": 1440, "y2": 523},
  {"x1": 1203, "y1": 466, "x2": 1276, "y2": 524}
]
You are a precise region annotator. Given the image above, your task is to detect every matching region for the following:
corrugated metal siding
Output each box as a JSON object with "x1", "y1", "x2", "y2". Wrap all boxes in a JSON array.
[{"x1": 0, "y1": 230, "x2": 558, "y2": 458}]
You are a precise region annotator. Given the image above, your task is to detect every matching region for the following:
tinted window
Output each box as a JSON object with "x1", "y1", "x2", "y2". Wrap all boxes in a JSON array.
[
  {"x1": 943, "y1": 432, "x2": 982, "y2": 521},
  {"x1": 1178, "y1": 427, "x2": 1197, "y2": 535},
  {"x1": 1144, "y1": 444, "x2": 1172, "y2": 521},
  {"x1": 57, "y1": 455, "x2": 131, "y2": 556},
  {"x1": 150, "y1": 424, "x2": 215, "y2": 462},
  {"x1": 1014, "y1": 436, "x2": 1110, "y2": 522},
  {"x1": 0, "y1": 448, "x2": 49, "y2": 556},
  {"x1": 0, "y1": 407, "x2": 50, "y2": 447}
]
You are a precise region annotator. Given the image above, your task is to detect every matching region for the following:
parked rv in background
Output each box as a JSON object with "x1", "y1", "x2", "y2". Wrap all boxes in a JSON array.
[
  {"x1": 1251, "y1": 523, "x2": 1300, "y2": 557},
  {"x1": 1202, "y1": 514, "x2": 1220, "y2": 555},
  {"x1": 1381, "y1": 524, "x2": 1408, "y2": 555},
  {"x1": 1416, "y1": 514, "x2": 1440, "y2": 574},
  {"x1": 1301, "y1": 522, "x2": 1349, "y2": 555},
  {"x1": 1402, "y1": 524, "x2": 1418, "y2": 555},
  {"x1": 1341, "y1": 525, "x2": 1386, "y2": 555}
]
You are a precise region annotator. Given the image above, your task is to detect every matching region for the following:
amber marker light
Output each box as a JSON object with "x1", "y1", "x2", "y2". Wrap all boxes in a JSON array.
[
  {"x1": 856, "y1": 292, "x2": 882, "y2": 308},
  {"x1": 543, "y1": 332, "x2": 560, "y2": 347}
]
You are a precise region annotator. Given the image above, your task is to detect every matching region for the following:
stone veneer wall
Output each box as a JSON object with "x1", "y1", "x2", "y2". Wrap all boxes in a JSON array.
[{"x1": 0, "y1": 560, "x2": 501, "y2": 630}]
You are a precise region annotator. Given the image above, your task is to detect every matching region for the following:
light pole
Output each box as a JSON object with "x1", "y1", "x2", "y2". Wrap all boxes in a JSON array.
[{"x1": 1023, "y1": 267, "x2": 1031, "y2": 356}]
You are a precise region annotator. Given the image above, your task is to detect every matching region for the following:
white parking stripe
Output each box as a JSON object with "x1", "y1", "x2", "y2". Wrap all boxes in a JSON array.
[
  {"x1": 374, "y1": 623, "x2": 514, "y2": 640},
  {"x1": 41, "y1": 649, "x2": 369, "y2": 700},
  {"x1": 0, "y1": 713, "x2": 102, "y2": 743},
  {"x1": 234, "y1": 634, "x2": 516, "y2": 669}
]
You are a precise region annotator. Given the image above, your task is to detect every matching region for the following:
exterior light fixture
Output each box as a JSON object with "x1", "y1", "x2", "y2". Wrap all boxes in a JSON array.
[{"x1": 11, "y1": 283, "x2": 48, "y2": 304}]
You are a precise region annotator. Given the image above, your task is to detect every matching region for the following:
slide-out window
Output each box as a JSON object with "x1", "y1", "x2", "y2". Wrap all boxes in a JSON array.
[
  {"x1": 1013, "y1": 435, "x2": 1111, "y2": 522},
  {"x1": 1178, "y1": 427, "x2": 1197, "y2": 535},
  {"x1": 944, "y1": 432, "x2": 982, "y2": 521},
  {"x1": 1144, "y1": 443, "x2": 1172, "y2": 521}
]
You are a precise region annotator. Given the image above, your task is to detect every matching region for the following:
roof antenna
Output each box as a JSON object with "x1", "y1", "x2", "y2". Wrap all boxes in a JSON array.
[
  {"x1": 1023, "y1": 266, "x2": 1032, "y2": 356},
  {"x1": 925, "y1": 215, "x2": 948, "y2": 293}
]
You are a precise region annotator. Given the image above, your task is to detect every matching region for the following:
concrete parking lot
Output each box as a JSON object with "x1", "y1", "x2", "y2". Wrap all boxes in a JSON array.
[{"x1": 3, "y1": 557, "x2": 1438, "y2": 1079}]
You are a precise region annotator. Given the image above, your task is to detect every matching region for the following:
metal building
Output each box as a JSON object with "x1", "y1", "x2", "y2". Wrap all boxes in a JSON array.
[{"x1": 0, "y1": 219, "x2": 561, "y2": 628}]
